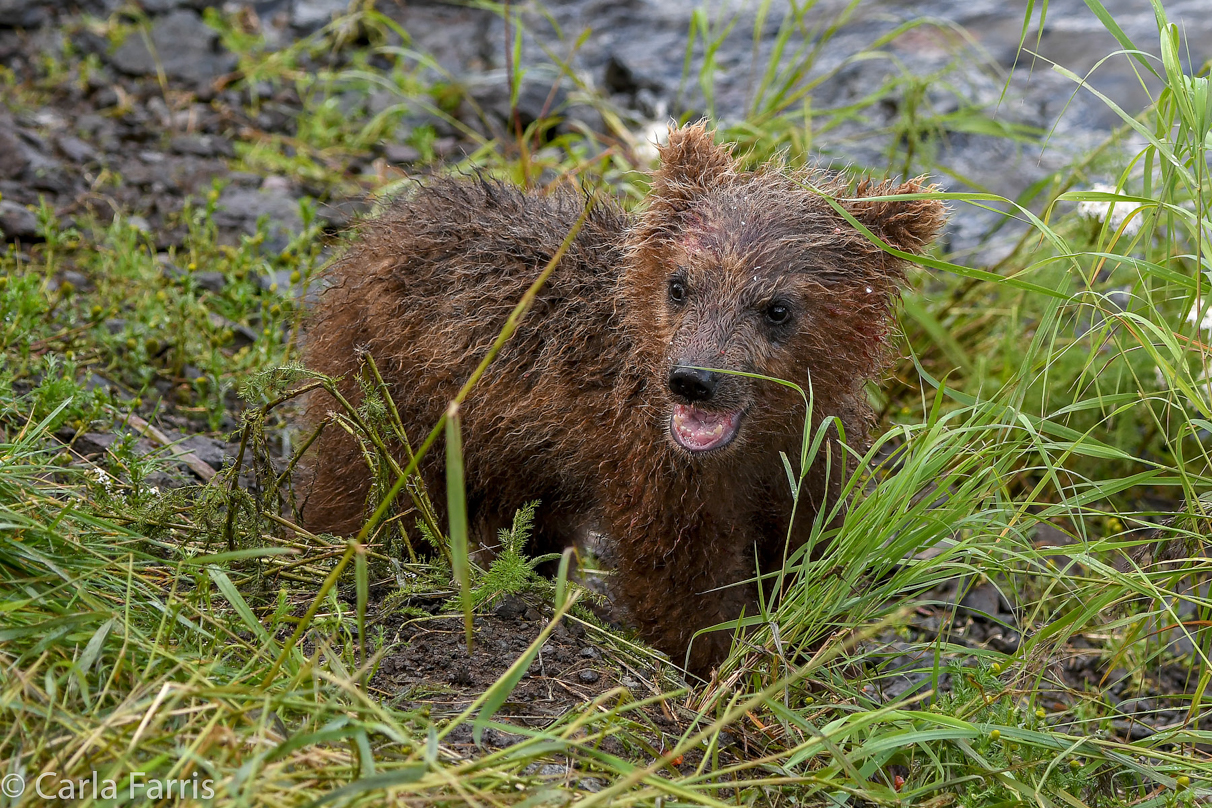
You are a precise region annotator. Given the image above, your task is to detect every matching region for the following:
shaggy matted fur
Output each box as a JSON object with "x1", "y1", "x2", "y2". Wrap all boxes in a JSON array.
[{"x1": 302, "y1": 123, "x2": 946, "y2": 675}]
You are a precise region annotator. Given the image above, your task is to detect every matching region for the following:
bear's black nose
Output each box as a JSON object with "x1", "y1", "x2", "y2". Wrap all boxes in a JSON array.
[{"x1": 669, "y1": 366, "x2": 718, "y2": 402}]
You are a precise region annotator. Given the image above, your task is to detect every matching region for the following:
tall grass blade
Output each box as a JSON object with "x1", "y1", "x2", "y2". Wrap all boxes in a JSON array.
[{"x1": 445, "y1": 403, "x2": 473, "y2": 654}]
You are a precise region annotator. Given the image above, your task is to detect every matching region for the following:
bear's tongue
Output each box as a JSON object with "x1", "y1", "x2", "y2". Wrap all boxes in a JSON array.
[{"x1": 671, "y1": 404, "x2": 742, "y2": 452}]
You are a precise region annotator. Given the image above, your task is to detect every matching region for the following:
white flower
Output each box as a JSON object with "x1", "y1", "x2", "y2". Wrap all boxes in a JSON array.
[
  {"x1": 91, "y1": 467, "x2": 115, "y2": 491},
  {"x1": 1077, "y1": 183, "x2": 1144, "y2": 236}
]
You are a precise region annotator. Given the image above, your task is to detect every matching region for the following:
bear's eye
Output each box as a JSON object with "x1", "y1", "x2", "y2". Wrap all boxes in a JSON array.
[
  {"x1": 669, "y1": 279, "x2": 688, "y2": 305},
  {"x1": 765, "y1": 302, "x2": 791, "y2": 325}
]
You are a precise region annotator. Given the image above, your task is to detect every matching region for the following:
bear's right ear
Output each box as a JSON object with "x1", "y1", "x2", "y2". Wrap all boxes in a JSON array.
[
  {"x1": 840, "y1": 177, "x2": 948, "y2": 256},
  {"x1": 647, "y1": 121, "x2": 735, "y2": 216}
]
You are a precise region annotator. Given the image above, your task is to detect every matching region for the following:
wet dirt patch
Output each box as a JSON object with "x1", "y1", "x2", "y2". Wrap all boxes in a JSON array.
[{"x1": 372, "y1": 595, "x2": 648, "y2": 723}]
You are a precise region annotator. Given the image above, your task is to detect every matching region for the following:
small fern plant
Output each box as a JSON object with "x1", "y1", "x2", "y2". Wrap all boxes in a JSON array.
[{"x1": 472, "y1": 500, "x2": 559, "y2": 609}]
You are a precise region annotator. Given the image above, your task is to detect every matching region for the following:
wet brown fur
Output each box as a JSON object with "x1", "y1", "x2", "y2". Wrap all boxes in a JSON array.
[{"x1": 301, "y1": 123, "x2": 947, "y2": 676}]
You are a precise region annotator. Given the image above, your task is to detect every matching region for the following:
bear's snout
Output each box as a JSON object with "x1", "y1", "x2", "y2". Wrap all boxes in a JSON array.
[{"x1": 668, "y1": 365, "x2": 719, "y2": 402}]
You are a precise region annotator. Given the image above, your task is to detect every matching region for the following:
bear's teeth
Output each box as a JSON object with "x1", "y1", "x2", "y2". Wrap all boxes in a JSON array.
[{"x1": 671, "y1": 405, "x2": 742, "y2": 451}]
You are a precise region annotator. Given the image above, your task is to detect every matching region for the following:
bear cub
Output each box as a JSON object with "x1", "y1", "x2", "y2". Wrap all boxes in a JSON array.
[{"x1": 302, "y1": 123, "x2": 946, "y2": 676}]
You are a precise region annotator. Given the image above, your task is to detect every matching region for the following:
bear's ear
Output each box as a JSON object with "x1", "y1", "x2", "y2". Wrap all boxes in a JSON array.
[
  {"x1": 648, "y1": 121, "x2": 736, "y2": 214},
  {"x1": 840, "y1": 177, "x2": 947, "y2": 255}
]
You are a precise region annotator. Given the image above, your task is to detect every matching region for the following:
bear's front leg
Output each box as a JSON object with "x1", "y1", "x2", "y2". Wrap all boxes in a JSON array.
[{"x1": 612, "y1": 518, "x2": 761, "y2": 678}]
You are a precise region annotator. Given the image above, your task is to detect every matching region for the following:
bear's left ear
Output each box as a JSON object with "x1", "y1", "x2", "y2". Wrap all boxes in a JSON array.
[
  {"x1": 647, "y1": 121, "x2": 736, "y2": 216},
  {"x1": 840, "y1": 177, "x2": 947, "y2": 255}
]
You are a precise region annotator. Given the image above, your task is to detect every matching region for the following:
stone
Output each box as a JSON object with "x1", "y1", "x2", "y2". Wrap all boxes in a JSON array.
[
  {"x1": 383, "y1": 143, "x2": 421, "y2": 164},
  {"x1": 110, "y1": 10, "x2": 237, "y2": 84},
  {"x1": 367, "y1": 89, "x2": 399, "y2": 116},
  {"x1": 0, "y1": 0, "x2": 46, "y2": 28},
  {"x1": 61, "y1": 269, "x2": 89, "y2": 289},
  {"x1": 291, "y1": 0, "x2": 349, "y2": 33},
  {"x1": 959, "y1": 582, "x2": 1003, "y2": 618},
  {"x1": 192, "y1": 270, "x2": 226, "y2": 292},
  {"x1": 479, "y1": 728, "x2": 522, "y2": 748},
  {"x1": 180, "y1": 435, "x2": 229, "y2": 468},
  {"x1": 92, "y1": 87, "x2": 119, "y2": 108},
  {"x1": 169, "y1": 133, "x2": 233, "y2": 157},
  {"x1": 141, "y1": 0, "x2": 191, "y2": 13},
  {"x1": 212, "y1": 185, "x2": 302, "y2": 254},
  {"x1": 255, "y1": 269, "x2": 296, "y2": 293},
  {"x1": 577, "y1": 669, "x2": 600, "y2": 684},
  {"x1": 316, "y1": 198, "x2": 367, "y2": 230},
  {"x1": 492, "y1": 595, "x2": 526, "y2": 620},
  {"x1": 0, "y1": 199, "x2": 38, "y2": 240},
  {"x1": 56, "y1": 134, "x2": 97, "y2": 163},
  {"x1": 0, "y1": 113, "x2": 30, "y2": 178},
  {"x1": 464, "y1": 72, "x2": 568, "y2": 135},
  {"x1": 75, "y1": 432, "x2": 118, "y2": 456}
]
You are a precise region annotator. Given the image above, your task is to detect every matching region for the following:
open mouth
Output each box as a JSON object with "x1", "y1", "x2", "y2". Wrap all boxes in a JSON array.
[{"x1": 670, "y1": 404, "x2": 743, "y2": 453}]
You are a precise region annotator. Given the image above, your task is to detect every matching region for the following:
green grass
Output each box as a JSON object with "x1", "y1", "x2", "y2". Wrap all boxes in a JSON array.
[{"x1": 3, "y1": 0, "x2": 1212, "y2": 805}]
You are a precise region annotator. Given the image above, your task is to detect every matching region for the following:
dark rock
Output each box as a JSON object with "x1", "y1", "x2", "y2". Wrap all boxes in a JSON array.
[
  {"x1": 492, "y1": 595, "x2": 526, "y2": 621},
  {"x1": 207, "y1": 313, "x2": 258, "y2": 347},
  {"x1": 169, "y1": 134, "x2": 233, "y2": 157},
  {"x1": 603, "y1": 52, "x2": 662, "y2": 96},
  {"x1": 480, "y1": 728, "x2": 522, "y2": 748},
  {"x1": 180, "y1": 435, "x2": 229, "y2": 468},
  {"x1": 383, "y1": 142, "x2": 421, "y2": 164},
  {"x1": 92, "y1": 87, "x2": 119, "y2": 108},
  {"x1": 225, "y1": 171, "x2": 262, "y2": 188},
  {"x1": 85, "y1": 66, "x2": 115, "y2": 93},
  {"x1": 0, "y1": 199, "x2": 38, "y2": 240},
  {"x1": 212, "y1": 186, "x2": 302, "y2": 254},
  {"x1": 76, "y1": 432, "x2": 118, "y2": 456},
  {"x1": 0, "y1": 113, "x2": 30, "y2": 178},
  {"x1": 291, "y1": 0, "x2": 349, "y2": 33},
  {"x1": 1109, "y1": 719, "x2": 1154, "y2": 741},
  {"x1": 367, "y1": 89, "x2": 400, "y2": 117},
  {"x1": 61, "y1": 269, "x2": 89, "y2": 289},
  {"x1": 0, "y1": 0, "x2": 46, "y2": 28},
  {"x1": 56, "y1": 134, "x2": 97, "y2": 163},
  {"x1": 465, "y1": 72, "x2": 568, "y2": 136},
  {"x1": 143, "y1": 469, "x2": 184, "y2": 491},
  {"x1": 141, "y1": 0, "x2": 191, "y2": 13},
  {"x1": 317, "y1": 198, "x2": 367, "y2": 230},
  {"x1": 157, "y1": 254, "x2": 185, "y2": 279},
  {"x1": 192, "y1": 271, "x2": 226, "y2": 292},
  {"x1": 960, "y1": 582, "x2": 1003, "y2": 618},
  {"x1": 577, "y1": 669, "x2": 600, "y2": 684},
  {"x1": 110, "y1": 10, "x2": 237, "y2": 84},
  {"x1": 71, "y1": 28, "x2": 108, "y2": 56},
  {"x1": 75, "y1": 114, "x2": 107, "y2": 136},
  {"x1": 988, "y1": 630, "x2": 1021, "y2": 654},
  {"x1": 559, "y1": 102, "x2": 605, "y2": 135},
  {"x1": 432, "y1": 137, "x2": 459, "y2": 157},
  {"x1": 255, "y1": 269, "x2": 297, "y2": 293},
  {"x1": 84, "y1": 374, "x2": 116, "y2": 394}
]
